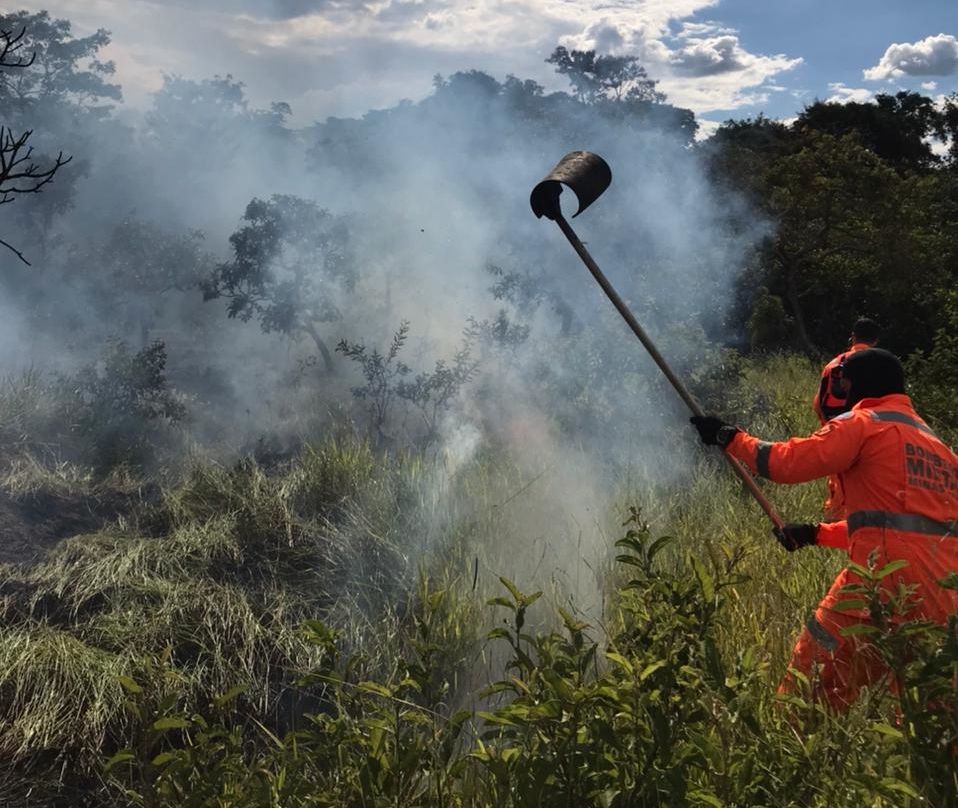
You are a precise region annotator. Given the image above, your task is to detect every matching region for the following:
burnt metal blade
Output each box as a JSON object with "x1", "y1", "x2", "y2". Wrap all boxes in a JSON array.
[{"x1": 530, "y1": 151, "x2": 612, "y2": 220}]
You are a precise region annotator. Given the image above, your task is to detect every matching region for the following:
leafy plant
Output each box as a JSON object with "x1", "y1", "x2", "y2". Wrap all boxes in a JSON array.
[
  {"x1": 57, "y1": 340, "x2": 187, "y2": 469},
  {"x1": 338, "y1": 321, "x2": 479, "y2": 447},
  {"x1": 202, "y1": 194, "x2": 355, "y2": 372}
]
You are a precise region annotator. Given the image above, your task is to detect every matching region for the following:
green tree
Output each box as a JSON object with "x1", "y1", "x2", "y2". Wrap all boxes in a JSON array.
[
  {"x1": 0, "y1": 10, "x2": 120, "y2": 122},
  {"x1": 77, "y1": 217, "x2": 213, "y2": 345},
  {"x1": 939, "y1": 92, "x2": 958, "y2": 166},
  {"x1": 758, "y1": 132, "x2": 945, "y2": 353},
  {"x1": 202, "y1": 195, "x2": 355, "y2": 372},
  {"x1": 797, "y1": 92, "x2": 944, "y2": 173},
  {"x1": 145, "y1": 74, "x2": 292, "y2": 174},
  {"x1": 546, "y1": 46, "x2": 665, "y2": 104},
  {"x1": 703, "y1": 114, "x2": 795, "y2": 199}
]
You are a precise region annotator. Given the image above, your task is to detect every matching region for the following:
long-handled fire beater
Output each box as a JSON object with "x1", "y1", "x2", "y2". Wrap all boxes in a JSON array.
[{"x1": 531, "y1": 151, "x2": 784, "y2": 530}]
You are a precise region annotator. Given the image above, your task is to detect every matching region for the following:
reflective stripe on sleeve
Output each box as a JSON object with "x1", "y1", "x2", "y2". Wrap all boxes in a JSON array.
[
  {"x1": 806, "y1": 615, "x2": 839, "y2": 653},
  {"x1": 756, "y1": 442, "x2": 773, "y2": 479},
  {"x1": 869, "y1": 411, "x2": 937, "y2": 437},
  {"x1": 848, "y1": 510, "x2": 958, "y2": 538}
]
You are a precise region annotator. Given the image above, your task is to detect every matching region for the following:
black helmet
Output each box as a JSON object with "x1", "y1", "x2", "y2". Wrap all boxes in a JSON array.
[
  {"x1": 851, "y1": 317, "x2": 880, "y2": 344},
  {"x1": 841, "y1": 348, "x2": 905, "y2": 407}
]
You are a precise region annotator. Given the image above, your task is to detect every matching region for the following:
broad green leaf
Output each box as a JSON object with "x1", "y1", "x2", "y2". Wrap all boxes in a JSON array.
[
  {"x1": 606, "y1": 652, "x2": 634, "y2": 675},
  {"x1": 116, "y1": 676, "x2": 142, "y2": 695},
  {"x1": 871, "y1": 723, "x2": 904, "y2": 740},
  {"x1": 648, "y1": 535, "x2": 673, "y2": 560},
  {"x1": 688, "y1": 789, "x2": 724, "y2": 807},
  {"x1": 151, "y1": 752, "x2": 177, "y2": 767},
  {"x1": 846, "y1": 562, "x2": 873, "y2": 579},
  {"x1": 214, "y1": 685, "x2": 247, "y2": 709},
  {"x1": 879, "y1": 778, "x2": 920, "y2": 798},
  {"x1": 104, "y1": 751, "x2": 135, "y2": 772},
  {"x1": 640, "y1": 661, "x2": 667, "y2": 681},
  {"x1": 357, "y1": 681, "x2": 393, "y2": 698},
  {"x1": 840, "y1": 624, "x2": 879, "y2": 637},
  {"x1": 498, "y1": 577, "x2": 523, "y2": 604},
  {"x1": 152, "y1": 717, "x2": 191, "y2": 731},
  {"x1": 875, "y1": 559, "x2": 909, "y2": 579},
  {"x1": 691, "y1": 555, "x2": 715, "y2": 602},
  {"x1": 831, "y1": 599, "x2": 868, "y2": 612},
  {"x1": 477, "y1": 711, "x2": 518, "y2": 727}
]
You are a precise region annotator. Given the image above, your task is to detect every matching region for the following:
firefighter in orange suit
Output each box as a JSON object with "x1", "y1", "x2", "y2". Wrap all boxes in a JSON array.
[
  {"x1": 691, "y1": 349, "x2": 958, "y2": 711},
  {"x1": 814, "y1": 318, "x2": 880, "y2": 521}
]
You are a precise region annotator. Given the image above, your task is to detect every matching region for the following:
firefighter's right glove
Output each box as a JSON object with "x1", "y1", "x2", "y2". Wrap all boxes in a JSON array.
[
  {"x1": 690, "y1": 415, "x2": 740, "y2": 448},
  {"x1": 773, "y1": 523, "x2": 819, "y2": 552}
]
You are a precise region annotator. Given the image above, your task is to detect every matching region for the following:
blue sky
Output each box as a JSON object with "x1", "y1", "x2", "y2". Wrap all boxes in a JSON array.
[
  {"x1": 20, "y1": 1, "x2": 958, "y2": 130},
  {"x1": 702, "y1": 0, "x2": 958, "y2": 120}
]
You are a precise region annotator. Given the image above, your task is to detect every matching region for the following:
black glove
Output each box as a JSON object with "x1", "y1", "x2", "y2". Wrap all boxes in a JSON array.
[
  {"x1": 773, "y1": 523, "x2": 819, "y2": 552},
  {"x1": 690, "y1": 415, "x2": 740, "y2": 448}
]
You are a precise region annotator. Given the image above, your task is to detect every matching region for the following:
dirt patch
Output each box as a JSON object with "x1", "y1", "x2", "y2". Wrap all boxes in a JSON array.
[{"x1": 0, "y1": 485, "x2": 159, "y2": 566}]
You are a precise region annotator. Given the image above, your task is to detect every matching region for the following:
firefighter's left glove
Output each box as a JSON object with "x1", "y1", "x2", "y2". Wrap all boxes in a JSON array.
[
  {"x1": 773, "y1": 523, "x2": 819, "y2": 552},
  {"x1": 690, "y1": 415, "x2": 740, "y2": 448}
]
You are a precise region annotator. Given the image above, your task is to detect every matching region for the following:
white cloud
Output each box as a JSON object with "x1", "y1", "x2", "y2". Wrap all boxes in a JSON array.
[
  {"x1": 675, "y1": 21, "x2": 736, "y2": 39},
  {"x1": 921, "y1": 80, "x2": 938, "y2": 91},
  {"x1": 660, "y1": 48, "x2": 802, "y2": 112},
  {"x1": 694, "y1": 117, "x2": 721, "y2": 140},
  {"x1": 12, "y1": 0, "x2": 803, "y2": 120},
  {"x1": 864, "y1": 33, "x2": 958, "y2": 81},
  {"x1": 825, "y1": 82, "x2": 873, "y2": 104},
  {"x1": 670, "y1": 35, "x2": 749, "y2": 76},
  {"x1": 556, "y1": 10, "x2": 802, "y2": 113},
  {"x1": 929, "y1": 137, "x2": 950, "y2": 158}
]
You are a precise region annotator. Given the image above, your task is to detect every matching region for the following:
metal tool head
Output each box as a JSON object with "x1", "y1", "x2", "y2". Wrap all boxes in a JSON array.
[{"x1": 530, "y1": 151, "x2": 612, "y2": 221}]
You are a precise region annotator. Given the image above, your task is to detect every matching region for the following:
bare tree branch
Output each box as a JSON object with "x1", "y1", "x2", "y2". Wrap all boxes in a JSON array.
[
  {"x1": 0, "y1": 26, "x2": 35, "y2": 69},
  {"x1": 0, "y1": 24, "x2": 66, "y2": 264},
  {"x1": 0, "y1": 126, "x2": 71, "y2": 197},
  {"x1": 0, "y1": 236, "x2": 31, "y2": 265},
  {"x1": 0, "y1": 127, "x2": 71, "y2": 263}
]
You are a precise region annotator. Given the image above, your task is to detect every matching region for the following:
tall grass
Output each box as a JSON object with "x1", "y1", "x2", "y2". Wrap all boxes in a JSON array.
[{"x1": 0, "y1": 352, "x2": 954, "y2": 805}]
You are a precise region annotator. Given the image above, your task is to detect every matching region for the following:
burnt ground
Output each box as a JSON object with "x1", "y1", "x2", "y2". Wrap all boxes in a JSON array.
[{"x1": 0, "y1": 485, "x2": 159, "y2": 566}]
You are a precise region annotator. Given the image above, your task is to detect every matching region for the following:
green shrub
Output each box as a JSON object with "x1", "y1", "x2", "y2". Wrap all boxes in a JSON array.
[{"x1": 101, "y1": 514, "x2": 956, "y2": 807}]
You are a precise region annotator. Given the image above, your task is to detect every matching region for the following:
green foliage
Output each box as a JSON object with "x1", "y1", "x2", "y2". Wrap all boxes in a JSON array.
[
  {"x1": 97, "y1": 514, "x2": 957, "y2": 807},
  {"x1": 0, "y1": 343, "x2": 187, "y2": 472},
  {"x1": 337, "y1": 321, "x2": 413, "y2": 444},
  {"x1": 836, "y1": 558, "x2": 958, "y2": 806},
  {"x1": 338, "y1": 322, "x2": 478, "y2": 447},
  {"x1": 546, "y1": 46, "x2": 666, "y2": 105},
  {"x1": 905, "y1": 290, "x2": 958, "y2": 445},
  {"x1": 797, "y1": 92, "x2": 945, "y2": 172},
  {"x1": 746, "y1": 287, "x2": 794, "y2": 352},
  {"x1": 56, "y1": 340, "x2": 187, "y2": 470},
  {"x1": 202, "y1": 194, "x2": 354, "y2": 372},
  {"x1": 0, "y1": 10, "x2": 120, "y2": 117},
  {"x1": 708, "y1": 99, "x2": 957, "y2": 358}
]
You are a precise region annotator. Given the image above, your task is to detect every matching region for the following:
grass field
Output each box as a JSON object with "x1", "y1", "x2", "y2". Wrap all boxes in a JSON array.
[{"x1": 0, "y1": 353, "x2": 954, "y2": 806}]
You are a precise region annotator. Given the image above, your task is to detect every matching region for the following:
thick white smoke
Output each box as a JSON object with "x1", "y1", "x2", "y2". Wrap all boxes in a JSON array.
[{"x1": 0, "y1": 36, "x2": 766, "y2": 616}]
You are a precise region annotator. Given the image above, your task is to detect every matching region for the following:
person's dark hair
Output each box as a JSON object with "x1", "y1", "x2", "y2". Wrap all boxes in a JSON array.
[
  {"x1": 842, "y1": 348, "x2": 905, "y2": 407},
  {"x1": 851, "y1": 317, "x2": 880, "y2": 344}
]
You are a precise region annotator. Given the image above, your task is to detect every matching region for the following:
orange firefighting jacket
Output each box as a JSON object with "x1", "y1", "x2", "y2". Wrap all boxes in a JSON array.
[
  {"x1": 727, "y1": 394, "x2": 958, "y2": 615},
  {"x1": 813, "y1": 342, "x2": 872, "y2": 425}
]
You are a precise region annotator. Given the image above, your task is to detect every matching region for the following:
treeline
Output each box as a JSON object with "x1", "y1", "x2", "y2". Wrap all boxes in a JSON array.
[
  {"x1": 706, "y1": 96, "x2": 958, "y2": 357},
  {"x1": 1, "y1": 8, "x2": 956, "y2": 466}
]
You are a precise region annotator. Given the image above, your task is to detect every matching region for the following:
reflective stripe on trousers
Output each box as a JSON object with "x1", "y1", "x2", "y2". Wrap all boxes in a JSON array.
[
  {"x1": 806, "y1": 615, "x2": 839, "y2": 653},
  {"x1": 848, "y1": 510, "x2": 958, "y2": 538}
]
